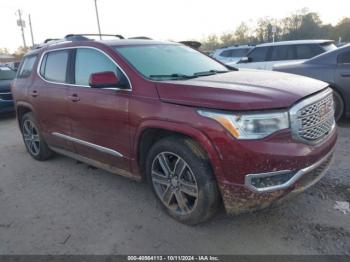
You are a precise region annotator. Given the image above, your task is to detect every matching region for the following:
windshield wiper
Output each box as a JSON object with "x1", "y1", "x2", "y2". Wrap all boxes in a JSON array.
[
  {"x1": 149, "y1": 73, "x2": 198, "y2": 80},
  {"x1": 193, "y1": 70, "x2": 230, "y2": 76}
]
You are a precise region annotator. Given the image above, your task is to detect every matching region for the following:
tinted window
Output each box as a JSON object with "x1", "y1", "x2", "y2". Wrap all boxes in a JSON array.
[
  {"x1": 221, "y1": 48, "x2": 250, "y2": 58},
  {"x1": 18, "y1": 56, "x2": 37, "y2": 78},
  {"x1": 270, "y1": 45, "x2": 295, "y2": 61},
  {"x1": 248, "y1": 47, "x2": 269, "y2": 62},
  {"x1": 0, "y1": 67, "x2": 16, "y2": 80},
  {"x1": 41, "y1": 50, "x2": 69, "y2": 83},
  {"x1": 75, "y1": 48, "x2": 128, "y2": 87},
  {"x1": 295, "y1": 44, "x2": 322, "y2": 60},
  {"x1": 338, "y1": 51, "x2": 350, "y2": 64},
  {"x1": 220, "y1": 50, "x2": 231, "y2": 57}
]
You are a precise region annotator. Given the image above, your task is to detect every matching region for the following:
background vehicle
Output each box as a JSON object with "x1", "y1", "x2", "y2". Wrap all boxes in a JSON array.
[
  {"x1": 274, "y1": 44, "x2": 350, "y2": 121},
  {"x1": 212, "y1": 45, "x2": 253, "y2": 64},
  {"x1": 0, "y1": 65, "x2": 16, "y2": 114},
  {"x1": 12, "y1": 35, "x2": 336, "y2": 225},
  {"x1": 233, "y1": 40, "x2": 337, "y2": 70}
]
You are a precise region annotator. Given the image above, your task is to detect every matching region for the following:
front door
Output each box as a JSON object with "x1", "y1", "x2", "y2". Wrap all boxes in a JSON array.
[{"x1": 66, "y1": 47, "x2": 132, "y2": 173}]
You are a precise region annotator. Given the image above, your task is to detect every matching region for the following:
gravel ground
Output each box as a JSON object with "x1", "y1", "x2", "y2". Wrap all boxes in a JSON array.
[{"x1": 0, "y1": 115, "x2": 349, "y2": 255}]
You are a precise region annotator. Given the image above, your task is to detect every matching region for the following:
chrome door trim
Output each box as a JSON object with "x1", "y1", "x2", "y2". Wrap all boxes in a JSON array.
[{"x1": 52, "y1": 132, "x2": 123, "y2": 158}]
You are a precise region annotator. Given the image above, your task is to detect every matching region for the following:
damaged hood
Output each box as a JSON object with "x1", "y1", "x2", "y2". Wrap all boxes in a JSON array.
[{"x1": 156, "y1": 69, "x2": 328, "y2": 111}]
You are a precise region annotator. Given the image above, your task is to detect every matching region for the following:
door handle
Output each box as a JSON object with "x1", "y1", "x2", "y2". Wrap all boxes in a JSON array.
[
  {"x1": 340, "y1": 73, "x2": 350, "y2": 77},
  {"x1": 30, "y1": 90, "x2": 38, "y2": 97},
  {"x1": 68, "y1": 94, "x2": 80, "y2": 102}
]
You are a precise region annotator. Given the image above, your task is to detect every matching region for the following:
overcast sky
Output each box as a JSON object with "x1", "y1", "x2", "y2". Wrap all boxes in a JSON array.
[{"x1": 0, "y1": 0, "x2": 349, "y2": 52}]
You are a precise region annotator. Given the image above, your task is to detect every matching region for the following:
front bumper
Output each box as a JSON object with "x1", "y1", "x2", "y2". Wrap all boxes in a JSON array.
[{"x1": 221, "y1": 144, "x2": 335, "y2": 215}]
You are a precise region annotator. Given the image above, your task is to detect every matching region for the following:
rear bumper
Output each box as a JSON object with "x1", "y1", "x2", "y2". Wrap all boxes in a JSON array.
[{"x1": 221, "y1": 145, "x2": 335, "y2": 215}]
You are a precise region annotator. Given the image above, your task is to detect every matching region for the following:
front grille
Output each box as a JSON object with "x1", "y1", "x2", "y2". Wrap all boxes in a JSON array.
[
  {"x1": 0, "y1": 92, "x2": 13, "y2": 101},
  {"x1": 290, "y1": 89, "x2": 335, "y2": 144}
]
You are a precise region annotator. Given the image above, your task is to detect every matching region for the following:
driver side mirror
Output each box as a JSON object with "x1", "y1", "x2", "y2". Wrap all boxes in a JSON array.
[
  {"x1": 89, "y1": 71, "x2": 120, "y2": 88},
  {"x1": 239, "y1": 57, "x2": 251, "y2": 63}
]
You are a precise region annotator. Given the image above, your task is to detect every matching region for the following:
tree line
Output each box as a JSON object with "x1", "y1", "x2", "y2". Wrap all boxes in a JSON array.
[{"x1": 200, "y1": 8, "x2": 350, "y2": 51}]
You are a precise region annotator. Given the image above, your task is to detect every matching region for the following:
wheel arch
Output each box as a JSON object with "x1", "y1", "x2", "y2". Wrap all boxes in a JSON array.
[{"x1": 133, "y1": 120, "x2": 223, "y2": 181}]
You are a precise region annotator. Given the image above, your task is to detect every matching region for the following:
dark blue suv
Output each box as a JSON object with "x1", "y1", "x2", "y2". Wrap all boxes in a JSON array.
[{"x1": 0, "y1": 66, "x2": 16, "y2": 114}]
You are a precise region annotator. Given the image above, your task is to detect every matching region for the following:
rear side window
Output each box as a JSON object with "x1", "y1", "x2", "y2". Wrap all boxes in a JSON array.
[
  {"x1": 221, "y1": 48, "x2": 250, "y2": 58},
  {"x1": 40, "y1": 50, "x2": 69, "y2": 83},
  {"x1": 269, "y1": 45, "x2": 295, "y2": 61},
  {"x1": 338, "y1": 51, "x2": 350, "y2": 64},
  {"x1": 248, "y1": 47, "x2": 269, "y2": 62},
  {"x1": 295, "y1": 44, "x2": 322, "y2": 60},
  {"x1": 17, "y1": 55, "x2": 37, "y2": 78}
]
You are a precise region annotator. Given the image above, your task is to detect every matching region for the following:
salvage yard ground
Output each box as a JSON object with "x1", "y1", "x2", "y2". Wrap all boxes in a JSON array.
[{"x1": 0, "y1": 115, "x2": 349, "y2": 254}]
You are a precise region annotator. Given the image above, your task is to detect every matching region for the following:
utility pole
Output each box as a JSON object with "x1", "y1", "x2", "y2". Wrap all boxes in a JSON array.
[
  {"x1": 94, "y1": 0, "x2": 102, "y2": 40},
  {"x1": 16, "y1": 9, "x2": 27, "y2": 48},
  {"x1": 28, "y1": 14, "x2": 35, "y2": 47}
]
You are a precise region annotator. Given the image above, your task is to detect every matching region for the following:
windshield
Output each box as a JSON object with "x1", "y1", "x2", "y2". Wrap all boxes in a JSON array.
[
  {"x1": 115, "y1": 44, "x2": 228, "y2": 80},
  {"x1": 0, "y1": 67, "x2": 16, "y2": 80}
]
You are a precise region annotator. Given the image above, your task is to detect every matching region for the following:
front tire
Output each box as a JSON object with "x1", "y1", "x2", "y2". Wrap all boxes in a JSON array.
[
  {"x1": 21, "y1": 112, "x2": 54, "y2": 161},
  {"x1": 146, "y1": 136, "x2": 220, "y2": 225},
  {"x1": 333, "y1": 90, "x2": 344, "y2": 121}
]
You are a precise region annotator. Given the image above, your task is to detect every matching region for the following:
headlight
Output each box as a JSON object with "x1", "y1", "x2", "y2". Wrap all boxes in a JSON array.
[{"x1": 198, "y1": 109, "x2": 289, "y2": 140}]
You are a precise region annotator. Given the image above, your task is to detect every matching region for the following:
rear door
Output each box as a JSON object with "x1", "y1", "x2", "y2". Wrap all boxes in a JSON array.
[
  {"x1": 66, "y1": 47, "x2": 131, "y2": 172},
  {"x1": 30, "y1": 50, "x2": 73, "y2": 152}
]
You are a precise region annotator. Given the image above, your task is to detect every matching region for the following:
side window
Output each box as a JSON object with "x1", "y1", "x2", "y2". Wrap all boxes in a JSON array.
[
  {"x1": 220, "y1": 50, "x2": 232, "y2": 57},
  {"x1": 17, "y1": 55, "x2": 37, "y2": 78},
  {"x1": 40, "y1": 50, "x2": 69, "y2": 83},
  {"x1": 295, "y1": 44, "x2": 322, "y2": 60},
  {"x1": 248, "y1": 47, "x2": 269, "y2": 62},
  {"x1": 75, "y1": 48, "x2": 128, "y2": 87},
  {"x1": 338, "y1": 51, "x2": 350, "y2": 64},
  {"x1": 270, "y1": 45, "x2": 295, "y2": 61}
]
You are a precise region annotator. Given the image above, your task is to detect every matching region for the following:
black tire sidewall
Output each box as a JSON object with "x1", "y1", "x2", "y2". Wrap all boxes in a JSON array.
[
  {"x1": 146, "y1": 136, "x2": 219, "y2": 225},
  {"x1": 21, "y1": 113, "x2": 53, "y2": 161},
  {"x1": 333, "y1": 90, "x2": 344, "y2": 121}
]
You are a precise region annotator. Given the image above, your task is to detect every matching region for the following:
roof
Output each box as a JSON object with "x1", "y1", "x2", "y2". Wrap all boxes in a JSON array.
[{"x1": 257, "y1": 39, "x2": 334, "y2": 47}]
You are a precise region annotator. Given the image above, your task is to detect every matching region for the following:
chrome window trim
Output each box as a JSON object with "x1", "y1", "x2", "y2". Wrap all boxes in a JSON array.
[
  {"x1": 52, "y1": 132, "x2": 123, "y2": 158},
  {"x1": 37, "y1": 46, "x2": 132, "y2": 91},
  {"x1": 245, "y1": 145, "x2": 335, "y2": 193},
  {"x1": 289, "y1": 88, "x2": 335, "y2": 145}
]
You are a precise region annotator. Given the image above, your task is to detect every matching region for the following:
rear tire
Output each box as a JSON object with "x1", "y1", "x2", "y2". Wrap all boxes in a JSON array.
[
  {"x1": 21, "y1": 112, "x2": 54, "y2": 161},
  {"x1": 146, "y1": 136, "x2": 220, "y2": 225},
  {"x1": 333, "y1": 90, "x2": 344, "y2": 122}
]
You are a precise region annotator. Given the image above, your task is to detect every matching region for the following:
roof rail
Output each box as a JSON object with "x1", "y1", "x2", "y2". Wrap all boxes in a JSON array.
[
  {"x1": 34, "y1": 33, "x2": 128, "y2": 50},
  {"x1": 65, "y1": 34, "x2": 124, "y2": 39},
  {"x1": 128, "y1": 36, "x2": 152, "y2": 40}
]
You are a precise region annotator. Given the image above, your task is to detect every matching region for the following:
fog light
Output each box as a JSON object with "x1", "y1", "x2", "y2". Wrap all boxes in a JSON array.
[{"x1": 249, "y1": 171, "x2": 295, "y2": 189}]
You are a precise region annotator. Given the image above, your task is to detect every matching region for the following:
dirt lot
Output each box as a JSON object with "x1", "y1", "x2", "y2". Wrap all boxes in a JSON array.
[{"x1": 0, "y1": 115, "x2": 349, "y2": 255}]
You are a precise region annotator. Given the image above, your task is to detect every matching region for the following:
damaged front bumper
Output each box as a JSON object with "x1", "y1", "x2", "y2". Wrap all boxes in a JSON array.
[{"x1": 221, "y1": 146, "x2": 335, "y2": 215}]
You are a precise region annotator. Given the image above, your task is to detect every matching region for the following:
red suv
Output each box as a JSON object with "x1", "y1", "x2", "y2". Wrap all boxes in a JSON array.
[{"x1": 12, "y1": 35, "x2": 337, "y2": 224}]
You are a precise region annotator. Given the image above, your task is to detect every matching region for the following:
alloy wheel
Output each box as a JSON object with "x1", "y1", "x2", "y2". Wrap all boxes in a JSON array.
[
  {"x1": 22, "y1": 119, "x2": 41, "y2": 156},
  {"x1": 151, "y1": 152, "x2": 199, "y2": 215}
]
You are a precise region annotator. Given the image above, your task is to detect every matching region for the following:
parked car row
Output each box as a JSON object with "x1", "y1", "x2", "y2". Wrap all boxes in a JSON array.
[
  {"x1": 0, "y1": 65, "x2": 16, "y2": 114},
  {"x1": 273, "y1": 44, "x2": 350, "y2": 121},
  {"x1": 11, "y1": 34, "x2": 337, "y2": 224}
]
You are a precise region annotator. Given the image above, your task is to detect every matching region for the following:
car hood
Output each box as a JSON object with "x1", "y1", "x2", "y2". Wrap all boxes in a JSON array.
[
  {"x1": 0, "y1": 80, "x2": 12, "y2": 92},
  {"x1": 156, "y1": 69, "x2": 328, "y2": 111}
]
